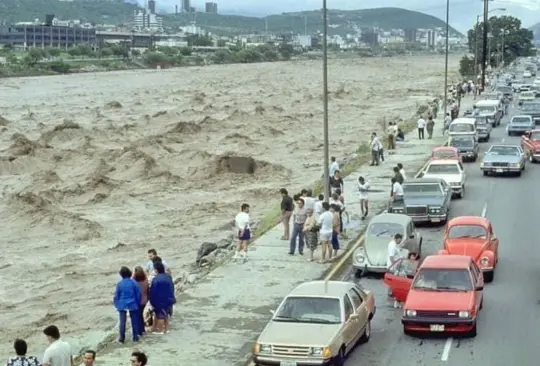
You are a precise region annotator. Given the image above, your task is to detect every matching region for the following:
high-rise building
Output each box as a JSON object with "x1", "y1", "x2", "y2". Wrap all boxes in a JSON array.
[
  {"x1": 404, "y1": 28, "x2": 417, "y2": 43},
  {"x1": 205, "y1": 2, "x2": 217, "y2": 13},
  {"x1": 182, "y1": 0, "x2": 190, "y2": 12},
  {"x1": 133, "y1": 9, "x2": 162, "y2": 31},
  {"x1": 148, "y1": 0, "x2": 156, "y2": 14}
]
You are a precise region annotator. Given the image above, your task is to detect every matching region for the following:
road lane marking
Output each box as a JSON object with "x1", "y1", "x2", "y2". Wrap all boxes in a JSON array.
[
  {"x1": 441, "y1": 337, "x2": 453, "y2": 361},
  {"x1": 481, "y1": 203, "x2": 488, "y2": 218},
  {"x1": 501, "y1": 138, "x2": 505, "y2": 143}
]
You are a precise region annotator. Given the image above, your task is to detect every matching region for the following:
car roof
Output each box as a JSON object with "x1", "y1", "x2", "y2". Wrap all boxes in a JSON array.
[
  {"x1": 488, "y1": 144, "x2": 520, "y2": 149},
  {"x1": 433, "y1": 146, "x2": 458, "y2": 151},
  {"x1": 512, "y1": 115, "x2": 533, "y2": 119},
  {"x1": 450, "y1": 118, "x2": 476, "y2": 124},
  {"x1": 475, "y1": 100, "x2": 499, "y2": 105},
  {"x1": 403, "y1": 177, "x2": 443, "y2": 184},
  {"x1": 370, "y1": 212, "x2": 410, "y2": 225},
  {"x1": 420, "y1": 255, "x2": 471, "y2": 269},
  {"x1": 427, "y1": 159, "x2": 459, "y2": 166},
  {"x1": 288, "y1": 280, "x2": 352, "y2": 298},
  {"x1": 448, "y1": 216, "x2": 489, "y2": 228}
]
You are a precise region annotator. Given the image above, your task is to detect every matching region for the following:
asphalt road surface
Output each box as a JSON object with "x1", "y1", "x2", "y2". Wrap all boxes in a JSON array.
[{"x1": 343, "y1": 101, "x2": 540, "y2": 365}]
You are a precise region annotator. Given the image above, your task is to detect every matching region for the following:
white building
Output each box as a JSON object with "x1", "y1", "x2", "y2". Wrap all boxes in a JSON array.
[
  {"x1": 180, "y1": 25, "x2": 206, "y2": 36},
  {"x1": 133, "y1": 10, "x2": 162, "y2": 31},
  {"x1": 292, "y1": 35, "x2": 312, "y2": 48}
]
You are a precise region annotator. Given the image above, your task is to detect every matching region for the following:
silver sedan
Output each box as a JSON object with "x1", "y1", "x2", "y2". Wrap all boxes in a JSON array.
[{"x1": 480, "y1": 144, "x2": 527, "y2": 176}]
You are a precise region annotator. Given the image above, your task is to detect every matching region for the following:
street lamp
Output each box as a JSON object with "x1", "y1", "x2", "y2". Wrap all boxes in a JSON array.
[
  {"x1": 322, "y1": 0, "x2": 330, "y2": 202},
  {"x1": 474, "y1": 8, "x2": 505, "y2": 77},
  {"x1": 443, "y1": 0, "x2": 449, "y2": 122}
]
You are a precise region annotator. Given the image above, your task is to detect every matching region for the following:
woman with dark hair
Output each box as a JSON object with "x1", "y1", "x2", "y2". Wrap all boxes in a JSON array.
[
  {"x1": 113, "y1": 266, "x2": 142, "y2": 343},
  {"x1": 133, "y1": 266, "x2": 149, "y2": 337},
  {"x1": 6, "y1": 339, "x2": 40, "y2": 366}
]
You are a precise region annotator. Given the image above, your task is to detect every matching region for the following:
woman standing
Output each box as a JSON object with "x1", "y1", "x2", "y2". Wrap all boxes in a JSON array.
[
  {"x1": 426, "y1": 115, "x2": 435, "y2": 139},
  {"x1": 302, "y1": 208, "x2": 318, "y2": 262},
  {"x1": 133, "y1": 266, "x2": 149, "y2": 337},
  {"x1": 114, "y1": 266, "x2": 142, "y2": 343}
]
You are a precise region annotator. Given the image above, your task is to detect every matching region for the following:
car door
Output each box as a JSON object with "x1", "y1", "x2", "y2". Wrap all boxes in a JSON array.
[
  {"x1": 342, "y1": 294, "x2": 357, "y2": 349},
  {"x1": 470, "y1": 262, "x2": 484, "y2": 312},
  {"x1": 347, "y1": 288, "x2": 368, "y2": 345},
  {"x1": 439, "y1": 180, "x2": 451, "y2": 210},
  {"x1": 488, "y1": 221, "x2": 499, "y2": 257},
  {"x1": 458, "y1": 161, "x2": 466, "y2": 184},
  {"x1": 517, "y1": 146, "x2": 526, "y2": 165},
  {"x1": 383, "y1": 259, "x2": 413, "y2": 302}
]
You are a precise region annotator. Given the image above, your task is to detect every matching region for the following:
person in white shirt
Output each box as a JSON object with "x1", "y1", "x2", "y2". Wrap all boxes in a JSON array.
[
  {"x1": 387, "y1": 233, "x2": 404, "y2": 297},
  {"x1": 301, "y1": 189, "x2": 316, "y2": 211},
  {"x1": 444, "y1": 112, "x2": 451, "y2": 134},
  {"x1": 389, "y1": 178, "x2": 404, "y2": 212},
  {"x1": 42, "y1": 325, "x2": 72, "y2": 366},
  {"x1": 417, "y1": 117, "x2": 426, "y2": 140},
  {"x1": 234, "y1": 203, "x2": 251, "y2": 262},
  {"x1": 397, "y1": 163, "x2": 406, "y2": 181},
  {"x1": 357, "y1": 176, "x2": 370, "y2": 220},
  {"x1": 329, "y1": 157, "x2": 339, "y2": 177},
  {"x1": 314, "y1": 194, "x2": 324, "y2": 217},
  {"x1": 370, "y1": 132, "x2": 382, "y2": 166},
  {"x1": 317, "y1": 202, "x2": 334, "y2": 263},
  {"x1": 386, "y1": 122, "x2": 396, "y2": 150}
]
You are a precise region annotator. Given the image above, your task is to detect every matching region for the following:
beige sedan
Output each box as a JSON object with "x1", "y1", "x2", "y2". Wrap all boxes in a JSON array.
[{"x1": 252, "y1": 281, "x2": 376, "y2": 366}]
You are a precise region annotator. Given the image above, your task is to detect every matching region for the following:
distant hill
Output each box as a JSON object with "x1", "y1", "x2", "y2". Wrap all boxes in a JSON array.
[
  {"x1": 163, "y1": 7, "x2": 463, "y2": 37},
  {"x1": 529, "y1": 22, "x2": 540, "y2": 41},
  {"x1": 0, "y1": 0, "x2": 139, "y2": 25}
]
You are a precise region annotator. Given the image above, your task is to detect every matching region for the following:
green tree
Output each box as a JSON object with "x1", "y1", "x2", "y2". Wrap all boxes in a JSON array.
[
  {"x1": 263, "y1": 50, "x2": 279, "y2": 62},
  {"x1": 144, "y1": 51, "x2": 168, "y2": 66},
  {"x1": 45, "y1": 47, "x2": 62, "y2": 57},
  {"x1": 158, "y1": 46, "x2": 178, "y2": 56},
  {"x1": 278, "y1": 43, "x2": 294, "y2": 60},
  {"x1": 234, "y1": 49, "x2": 262, "y2": 63},
  {"x1": 467, "y1": 15, "x2": 535, "y2": 67},
  {"x1": 211, "y1": 50, "x2": 232, "y2": 64},
  {"x1": 98, "y1": 47, "x2": 113, "y2": 58},
  {"x1": 179, "y1": 47, "x2": 192, "y2": 56},
  {"x1": 216, "y1": 39, "x2": 227, "y2": 47},
  {"x1": 459, "y1": 56, "x2": 475, "y2": 78},
  {"x1": 131, "y1": 49, "x2": 141, "y2": 57},
  {"x1": 67, "y1": 47, "x2": 80, "y2": 57},
  {"x1": 187, "y1": 35, "x2": 213, "y2": 47},
  {"x1": 23, "y1": 48, "x2": 45, "y2": 67},
  {"x1": 77, "y1": 45, "x2": 94, "y2": 58},
  {"x1": 48, "y1": 61, "x2": 71, "y2": 74}
]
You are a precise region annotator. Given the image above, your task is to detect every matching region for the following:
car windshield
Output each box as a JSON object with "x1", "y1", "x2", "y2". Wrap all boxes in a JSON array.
[
  {"x1": 473, "y1": 118, "x2": 488, "y2": 126},
  {"x1": 426, "y1": 164, "x2": 460, "y2": 174},
  {"x1": 521, "y1": 92, "x2": 534, "y2": 98},
  {"x1": 368, "y1": 222, "x2": 404, "y2": 237},
  {"x1": 531, "y1": 132, "x2": 540, "y2": 141},
  {"x1": 512, "y1": 117, "x2": 532, "y2": 124},
  {"x1": 449, "y1": 123, "x2": 474, "y2": 132},
  {"x1": 433, "y1": 150, "x2": 457, "y2": 159},
  {"x1": 476, "y1": 106, "x2": 495, "y2": 113},
  {"x1": 488, "y1": 146, "x2": 520, "y2": 156},
  {"x1": 403, "y1": 183, "x2": 441, "y2": 195},
  {"x1": 497, "y1": 86, "x2": 512, "y2": 93},
  {"x1": 413, "y1": 269, "x2": 473, "y2": 291},
  {"x1": 450, "y1": 138, "x2": 474, "y2": 147},
  {"x1": 521, "y1": 103, "x2": 540, "y2": 111},
  {"x1": 274, "y1": 297, "x2": 342, "y2": 324},
  {"x1": 448, "y1": 224, "x2": 488, "y2": 239}
]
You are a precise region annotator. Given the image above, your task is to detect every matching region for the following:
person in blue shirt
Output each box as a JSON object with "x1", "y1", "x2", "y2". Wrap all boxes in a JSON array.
[
  {"x1": 113, "y1": 266, "x2": 142, "y2": 343},
  {"x1": 149, "y1": 261, "x2": 176, "y2": 334}
]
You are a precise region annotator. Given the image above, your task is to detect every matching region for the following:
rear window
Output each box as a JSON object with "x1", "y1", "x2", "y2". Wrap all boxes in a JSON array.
[
  {"x1": 413, "y1": 269, "x2": 473, "y2": 291},
  {"x1": 448, "y1": 224, "x2": 488, "y2": 239},
  {"x1": 449, "y1": 123, "x2": 474, "y2": 133},
  {"x1": 512, "y1": 117, "x2": 532, "y2": 124},
  {"x1": 426, "y1": 164, "x2": 460, "y2": 174}
]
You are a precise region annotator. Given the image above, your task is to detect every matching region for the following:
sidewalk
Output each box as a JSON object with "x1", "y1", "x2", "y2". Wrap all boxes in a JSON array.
[{"x1": 92, "y1": 97, "x2": 476, "y2": 366}]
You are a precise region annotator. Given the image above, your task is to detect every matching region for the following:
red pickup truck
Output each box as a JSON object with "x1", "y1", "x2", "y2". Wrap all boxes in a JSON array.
[{"x1": 521, "y1": 130, "x2": 540, "y2": 163}]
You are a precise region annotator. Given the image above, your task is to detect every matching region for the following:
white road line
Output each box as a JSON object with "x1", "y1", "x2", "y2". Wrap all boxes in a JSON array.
[
  {"x1": 481, "y1": 202, "x2": 488, "y2": 218},
  {"x1": 501, "y1": 138, "x2": 505, "y2": 143},
  {"x1": 441, "y1": 337, "x2": 453, "y2": 361}
]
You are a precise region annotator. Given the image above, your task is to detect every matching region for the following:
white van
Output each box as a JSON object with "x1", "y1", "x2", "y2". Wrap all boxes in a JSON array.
[{"x1": 448, "y1": 117, "x2": 478, "y2": 140}]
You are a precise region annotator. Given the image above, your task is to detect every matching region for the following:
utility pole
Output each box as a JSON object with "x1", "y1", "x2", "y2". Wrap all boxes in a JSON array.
[
  {"x1": 443, "y1": 0, "x2": 449, "y2": 121},
  {"x1": 481, "y1": 0, "x2": 489, "y2": 92},
  {"x1": 304, "y1": 15, "x2": 307, "y2": 35},
  {"x1": 501, "y1": 31, "x2": 506, "y2": 67},
  {"x1": 322, "y1": 0, "x2": 330, "y2": 203},
  {"x1": 474, "y1": 15, "x2": 479, "y2": 76}
]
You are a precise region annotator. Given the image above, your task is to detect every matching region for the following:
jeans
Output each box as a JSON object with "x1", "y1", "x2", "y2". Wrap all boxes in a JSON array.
[
  {"x1": 371, "y1": 150, "x2": 380, "y2": 165},
  {"x1": 289, "y1": 223, "x2": 305, "y2": 254},
  {"x1": 119, "y1": 309, "x2": 141, "y2": 342},
  {"x1": 418, "y1": 127, "x2": 425, "y2": 139},
  {"x1": 138, "y1": 303, "x2": 147, "y2": 335}
]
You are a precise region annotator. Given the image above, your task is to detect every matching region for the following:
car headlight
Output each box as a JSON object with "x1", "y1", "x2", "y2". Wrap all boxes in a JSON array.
[
  {"x1": 355, "y1": 252, "x2": 365, "y2": 263},
  {"x1": 405, "y1": 309, "x2": 417, "y2": 317},
  {"x1": 393, "y1": 207, "x2": 405, "y2": 213},
  {"x1": 450, "y1": 182, "x2": 461, "y2": 187},
  {"x1": 459, "y1": 311, "x2": 470, "y2": 318},
  {"x1": 429, "y1": 207, "x2": 441, "y2": 213},
  {"x1": 310, "y1": 347, "x2": 332, "y2": 358},
  {"x1": 510, "y1": 163, "x2": 520, "y2": 167},
  {"x1": 258, "y1": 344, "x2": 272, "y2": 354},
  {"x1": 481, "y1": 162, "x2": 491, "y2": 167},
  {"x1": 480, "y1": 257, "x2": 489, "y2": 266}
]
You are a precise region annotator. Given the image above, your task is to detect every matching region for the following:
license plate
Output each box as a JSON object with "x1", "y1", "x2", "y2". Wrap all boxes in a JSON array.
[
  {"x1": 431, "y1": 218, "x2": 441, "y2": 222},
  {"x1": 280, "y1": 361, "x2": 297, "y2": 366},
  {"x1": 430, "y1": 324, "x2": 445, "y2": 332},
  {"x1": 495, "y1": 168, "x2": 503, "y2": 173}
]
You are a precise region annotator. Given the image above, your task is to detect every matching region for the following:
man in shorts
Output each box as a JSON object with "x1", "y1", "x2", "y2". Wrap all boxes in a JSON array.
[
  {"x1": 330, "y1": 204, "x2": 341, "y2": 258},
  {"x1": 317, "y1": 202, "x2": 333, "y2": 263},
  {"x1": 357, "y1": 176, "x2": 370, "y2": 220},
  {"x1": 234, "y1": 203, "x2": 251, "y2": 262}
]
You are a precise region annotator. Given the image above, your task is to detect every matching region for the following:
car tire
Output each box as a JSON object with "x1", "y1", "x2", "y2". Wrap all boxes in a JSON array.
[
  {"x1": 403, "y1": 326, "x2": 414, "y2": 336},
  {"x1": 458, "y1": 186, "x2": 464, "y2": 198},
  {"x1": 483, "y1": 171, "x2": 488, "y2": 176},
  {"x1": 359, "y1": 320, "x2": 371, "y2": 343},
  {"x1": 517, "y1": 171, "x2": 522, "y2": 177},
  {"x1": 530, "y1": 154, "x2": 535, "y2": 163},
  {"x1": 484, "y1": 271, "x2": 494, "y2": 283},
  {"x1": 469, "y1": 322, "x2": 478, "y2": 338},
  {"x1": 332, "y1": 348, "x2": 346, "y2": 366}
]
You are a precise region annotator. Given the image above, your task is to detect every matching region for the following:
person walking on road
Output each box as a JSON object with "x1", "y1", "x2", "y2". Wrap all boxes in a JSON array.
[
  {"x1": 426, "y1": 115, "x2": 435, "y2": 139},
  {"x1": 329, "y1": 170, "x2": 344, "y2": 194},
  {"x1": 386, "y1": 233, "x2": 404, "y2": 297},
  {"x1": 317, "y1": 202, "x2": 333, "y2": 263},
  {"x1": 357, "y1": 176, "x2": 370, "y2": 220},
  {"x1": 370, "y1": 132, "x2": 382, "y2": 166},
  {"x1": 303, "y1": 208, "x2": 319, "y2": 262},
  {"x1": 330, "y1": 204, "x2": 341, "y2": 258},
  {"x1": 289, "y1": 198, "x2": 307, "y2": 255},
  {"x1": 443, "y1": 113, "x2": 451, "y2": 135},
  {"x1": 279, "y1": 188, "x2": 293, "y2": 240},
  {"x1": 387, "y1": 122, "x2": 397, "y2": 150},
  {"x1": 234, "y1": 203, "x2": 251, "y2": 262},
  {"x1": 417, "y1": 116, "x2": 426, "y2": 139},
  {"x1": 329, "y1": 156, "x2": 340, "y2": 177}
]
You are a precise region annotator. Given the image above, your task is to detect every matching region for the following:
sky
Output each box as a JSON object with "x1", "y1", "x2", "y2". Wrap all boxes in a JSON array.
[{"x1": 149, "y1": 0, "x2": 540, "y2": 32}]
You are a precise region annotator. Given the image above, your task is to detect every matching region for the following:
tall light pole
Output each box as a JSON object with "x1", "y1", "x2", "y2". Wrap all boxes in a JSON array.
[
  {"x1": 474, "y1": 8, "x2": 505, "y2": 76},
  {"x1": 322, "y1": 0, "x2": 330, "y2": 202},
  {"x1": 481, "y1": 0, "x2": 489, "y2": 92},
  {"x1": 443, "y1": 0, "x2": 449, "y2": 120}
]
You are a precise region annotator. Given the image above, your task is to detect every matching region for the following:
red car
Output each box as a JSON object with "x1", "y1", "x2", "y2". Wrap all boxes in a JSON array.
[
  {"x1": 430, "y1": 146, "x2": 462, "y2": 163},
  {"x1": 439, "y1": 216, "x2": 499, "y2": 282},
  {"x1": 384, "y1": 255, "x2": 483, "y2": 336},
  {"x1": 521, "y1": 129, "x2": 540, "y2": 163}
]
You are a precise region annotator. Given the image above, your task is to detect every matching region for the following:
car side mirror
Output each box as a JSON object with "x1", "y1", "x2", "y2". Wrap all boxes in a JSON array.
[
  {"x1": 269, "y1": 310, "x2": 275, "y2": 315},
  {"x1": 409, "y1": 234, "x2": 415, "y2": 239},
  {"x1": 491, "y1": 235, "x2": 497, "y2": 241},
  {"x1": 349, "y1": 313, "x2": 359, "y2": 321},
  {"x1": 476, "y1": 285, "x2": 484, "y2": 291}
]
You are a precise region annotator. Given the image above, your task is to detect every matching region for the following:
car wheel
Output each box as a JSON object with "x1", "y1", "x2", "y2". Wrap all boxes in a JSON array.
[
  {"x1": 530, "y1": 154, "x2": 535, "y2": 163},
  {"x1": 458, "y1": 186, "x2": 464, "y2": 198},
  {"x1": 508, "y1": 132, "x2": 512, "y2": 136},
  {"x1": 484, "y1": 271, "x2": 494, "y2": 283},
  {"x1": 333, "y1": 348, "x2": 346, "y2": 366},
  {"x1": 354, "y1": 269, "x2": 364, "y2": 278},
  {"x1": 483, "y1": 171, "x2": 488, "y2": 176},
  {"x1": 517, "y1": 171, "x2": 522, "y2": 177},
  {"x1": 359, "y1": 320, "x2": 371, "y2": 343},
  {"x1": 469, "y1": 322, "x2": 478, "y2": 338}
]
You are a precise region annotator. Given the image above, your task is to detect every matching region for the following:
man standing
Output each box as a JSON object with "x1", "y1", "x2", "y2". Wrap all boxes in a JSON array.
[
  {"x1": 357, "y1": 176, "x2": 370, "y2": 220},
  {"x1": 387, "y1": 122, "x2": 396, "y2": 150},
  {"x1": 42, "y1": 325, "x2": 72, "y2": 366},
  {"x1": 370, "y1": 132, "x2": 382, "y2": 166},
  {"x1": 234, "y1": 203, "x2": 251, "y2": 262},
  {"x1": 329, "y1": 170, "x2": 344, "y2": 194},
  {"x1": 279, "y1": 188, "x2": 293, "y2": 240},
  {"x1": 82, "y1": 350, "x2": 96, "y2": 366},
  {"x1": 387, "y1": 233, "x2": 404, "y2": 302},
  {"x1": 289, "y1": 198, "x2": 307, "y2": 255},
  {"x1": 301, "y1": 189, "x2": 316, "y2": 211},
  {"x1": 393, "y1": 166, "x2": 404, "y2": 185},
  {"x1": 444, "y1": 113, "x2": 451, "y2": 134},
  {"x1": 314, "y1": 194, "x2": 324, "y2": 217},
  {"x1": 145, "y1": 249, "x2": 171, "y2": 275},
  {"x1": 417, "y1": 116, "x2": 425, "y2": 139},
  {"x1": 330, "y1": 204, "x2": 341, "y2": 258},
  {"x1": 149, "y1": 261, "x2": 176, "y2": 334},
  {"x1": 426, "y1": 115, "x2": 435, "y2": 139},
  {"x1": 397, "y1": 163, "x2": 406, "y2": 181},
  {"x1": 329, "y1": 156, "x2": 340, "y2": 177},
  {"x1": 317, "y1": 202, "x2": 333, "y2": 263}
]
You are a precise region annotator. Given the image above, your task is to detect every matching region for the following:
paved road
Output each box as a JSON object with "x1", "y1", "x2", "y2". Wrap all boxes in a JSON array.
[{"x1": 344, "y1": 101, "x2": 540, "y2": 365}]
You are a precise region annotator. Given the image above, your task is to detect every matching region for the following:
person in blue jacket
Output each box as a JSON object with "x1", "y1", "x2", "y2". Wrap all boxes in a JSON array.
[
  {"x1": 113, "y1": 266, "x2": 142, "y2": 343},
  {"x1": 149, "y1": 261, "x2": 176, "y2": 334}
]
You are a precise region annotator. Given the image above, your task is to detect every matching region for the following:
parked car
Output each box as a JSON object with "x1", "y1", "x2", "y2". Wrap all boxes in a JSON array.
[
  {"x1": 448, "y1": 135, "x2": 479, "y2": 162},
  {"x1": 439, "y1": 216, "x2": 499, "y2": 282},
  {"x1": 389, "y1": 178, "x2": 452, "y2": 224},
  {"x1": 430, "y1": 146, "x2": 462, "y2": 163},
  {"x1": 353, "y1": 213, "x2": 423, "y2": 276},
  {"x1": 473, "y1": 100, "x2": 503, "y2": 127},
  {"x1": 495, "y1": 85, "x2": 513, "y2": 100},
  {"x1": 252, "y1": 281, "x2": 376, "y2": 366},
  {"x1": 384, "y1": 255, "x2": 483, "y2": 336},
  {"x1": 507, "y1": 115, "x2": 534, "y2": 136},
  {"x1": 420, "y1": 159, "x2": 466, "y2": 198},
  {"x1": 521, "y1": 129, "x2": 540, "y2": 162},
  {"x1": 481, "y1": 144, "x2": 527, "y2": 176},
  {"x1": 469, "y1": 115, "x2": 492, "y2": 141},
  {"x1": 519, "y1": 101, "x2": 540, "y2": 124},
  {"x1": 519, "y1": 91, "x2": 535, "y2": 106}
]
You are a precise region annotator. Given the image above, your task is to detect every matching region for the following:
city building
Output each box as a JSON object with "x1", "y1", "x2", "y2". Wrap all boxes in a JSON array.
[
  {"x1": 182, "y1": 0, "x2": 191, "y2": 12},
  {"x1": 148, "y1": 0, "x2": 156, "y2": 14},
  {"x1": 426, "y1": 30, "x2": 436, "y2": 47},
  {"x1": 360, "y1": 28, "x2": 379, "y2": 46},
  {"x1": 133, "y1": 1, "x2": 162, "y2": 32},
  {"x1": 292, "y1": 35, "x2": 312, "y2": 48},
  {"x1": 0, "y1": 25, "x2": 96, "y2": 49},
  {"x1": 205, "y1": 2, "x2": 218, "y2": 13},
  {"x1": 404, "y1": 28, "x2": 417, "y2": 43}
]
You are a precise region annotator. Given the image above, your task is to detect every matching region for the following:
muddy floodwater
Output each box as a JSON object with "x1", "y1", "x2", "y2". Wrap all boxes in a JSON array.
[{"x1": 0, "y1": 54, "x2": 459, "y2": 356}]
